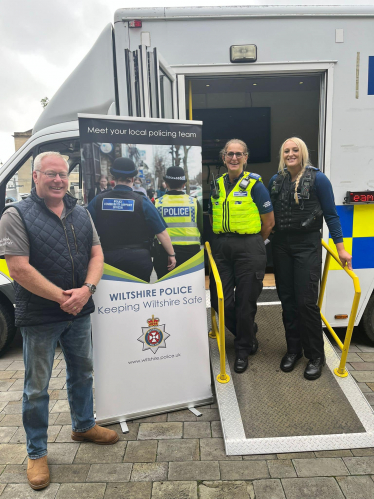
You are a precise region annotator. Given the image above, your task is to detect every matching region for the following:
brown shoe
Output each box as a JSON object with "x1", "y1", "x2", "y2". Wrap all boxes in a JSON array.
[
  {"x1": 27, "y1": 456, "x2": 50, "y2": 490},
  {"x1": 71, "y1": 424, "x2": 119, "y2": 445}
]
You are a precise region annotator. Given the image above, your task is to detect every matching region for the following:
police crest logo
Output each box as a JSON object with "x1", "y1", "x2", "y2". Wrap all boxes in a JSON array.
[{"x1": 137, "y1": 315, "x2": 170, "y2": 354}]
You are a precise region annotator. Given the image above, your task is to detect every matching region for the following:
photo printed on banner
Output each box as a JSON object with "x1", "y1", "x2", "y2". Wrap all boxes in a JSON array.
[{"x1": 78, "y1": 116, "x2": 203, "y2": 218}]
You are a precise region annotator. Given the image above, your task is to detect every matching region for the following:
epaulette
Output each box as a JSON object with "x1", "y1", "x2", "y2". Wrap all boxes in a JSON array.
[{"x1": 247, "y1": 172, "x2": 262, "y2": 181}]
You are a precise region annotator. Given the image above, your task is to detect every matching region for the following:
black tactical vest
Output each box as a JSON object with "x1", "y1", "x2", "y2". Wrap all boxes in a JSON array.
[
  {"x1": 270, "y1": 167, "x2": 323, "y2": 233},
  {"x1": 5, "y1": 189, "x2": 94, "y2": 327},
  {"x1": 94, "y1": 188, "x2": 152, "y2": 252}
]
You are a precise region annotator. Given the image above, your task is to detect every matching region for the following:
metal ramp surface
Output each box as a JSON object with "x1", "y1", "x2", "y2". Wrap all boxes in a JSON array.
[{"x1": 207, "y1": 289, "x2": 374, "y2": 456}]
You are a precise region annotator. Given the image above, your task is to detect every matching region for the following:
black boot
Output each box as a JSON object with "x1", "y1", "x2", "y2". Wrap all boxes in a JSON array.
[
  {"x1": 304, "y1": 357, "x2": 325, "y2": 380},
  {"x1": 249, "y1": 322, "x2": 258, "y2": 355},
  {"x1": 234, "y1": 356, "x2": 248, "y2": 374},
  {"x1": 280, "y1": 352, "x2": 303, "y2": 372}
]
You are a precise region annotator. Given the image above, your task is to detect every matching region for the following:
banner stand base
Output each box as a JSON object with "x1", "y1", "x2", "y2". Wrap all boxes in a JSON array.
[
  {"x1": 120, "y1": 422, "x2": 129, "y2": 434},
  {"x1": 95, "y1": 397, "x2": 214, "y2": 426}
]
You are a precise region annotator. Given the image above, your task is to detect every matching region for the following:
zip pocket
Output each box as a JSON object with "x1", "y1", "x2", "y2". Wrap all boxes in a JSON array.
[{"x1": 71, "y1": 224, "x2": 79, "y2": 254}]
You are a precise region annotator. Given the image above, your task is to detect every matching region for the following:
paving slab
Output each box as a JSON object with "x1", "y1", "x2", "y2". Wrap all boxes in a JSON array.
[
  {"x1": 47, "y1": 442, "x2": 80, "y2": 464},
  {"x1": 268, "y1": 459, "x2": 297, "y2": 478},
  {"x1": 74, "y1": 441, "x2": 127, "y2": 463},
  {"x1": 110, "y1": 422, "x2": 139, "y2": 441},
  {"x1": 0, "y1": 483, "x2": 60, "y2": 498},
  {"x1": 87, "y1": 463, "x2": 132, "y2": 482},
  {"x1": 293, "y1": 457, "x2": 350, "y2": 477},
  {"x1": 0, "y1": 464, "x2": 28, "y2": 483},
  {"x1": 2, "y1": 401, "x2": 22, "y2": 414},
  {"x1": 49, "y1": 390, "x2": 68, "y2": 400},
  {"x1": 219, "y1": 461, "x2": 269, "y2": 480},
  {"x1": 243, "y1": 454, "x2": 277, "y2": 460},
  {"x1": 336, "y1": 475, "x2": 374, "y2": 499},
  {"x1": 253, "y1": 479, "x2": 286, "y2": 499},
  {"x1": 277, "y1": 451, "x2": 315, "y2": 459},
  {"x1": 157, "y1": 438, "x2": 199, "y2": 462},
  {"x1": 55, "y1": 425, "x2": 73, "y2": 443},
  {"x1": 10, "y1": 371, "x2": 25, "y2": 379},
  {"x1": 49, "y1": 463, "x2": 90, "y2": 482},
  {"x1": 5, "y1": 362, "x2": 25, "y2": 371},
  {"x1": 0, "y1": 414, "x2": 22, "y2": 426},
  {"x1": 123, "y1": 440, "x2": 157, "y2": 462},
  {"x1": 0, "y1": 371, "x2": 16, "y2": 380},
  {"x1": 0, "y1": 427, "x2": 17, "y2": 443},
  {"x1": 9, "y1": 425, "x2": 61, "y2": 444},
  {"x1": 0, "y1": 444, "x2": 27, "y2": 464},
  {"x1": 130, "y1": 462, "x2": 168, "y2": 481},
  {"x1": 168, "y1": 461, "x2": 220, "y2": 481},
  {"x1": 314, "y1": 449, "x2": 353, "y2": 458},
  {"x1": 103, "y1": 482, "x2": 152, "y2": 499},
  {"x1": 210, "y1": 421, "x2": 223, "y2": 438},
  {"x1": 54, "y1": 412, "x2": 74, "y2": 425},
  {"x1": 358, "y1": 353, "x2": 374, "y2": 362},
  {"x1": 364, "y1": 393, "x2": 374, "y2": 405},
  {"x1": 55, "y1": 482, "x2": 106, "y2": 499},
  {"x1": 0, "y1": 380, "x2": 16, "y2": 391},
  {"x1": 0, "y1": 391, "x2": 22, "y2": 402},
  {"x1": 0, "y1": 361, "x2": 14, "y2": 370},
  {"x1": 0, "y1": 485, "x2": 5, "y2": 495},
  {"x1": 200, "y1": 438, "x2": 241, "y2": 461},
  {"x1": 281, "y1": 477, "x2": 345, "y2": 499},
  {"x1": 167, "y1": 410, "x2": 198, "y2": 422},
  {"x1": 0, "y1": 402, "x2": 8, "y2": 412},
  {"x1": 183, "y1": 422, "x2": 211, "y2": 439},
  {"x1": 351, "y1": 371, "x2": 374, "y2": 382},
  {"x1": 50, "y1": 400, "x2": 70, "y2": 413},
  {"x1": 198, "y1": 480, "x2": 255, "y2": 499},
  {"x1": 138, "y1": 423, "x2": 183, "y2": 440},
  {"x1": 358, "y1": 382, "x2": 372, "y2": 393},
  {"x1": 343, "y1": 456, "x2": 374, "y2": 474},
  {"x1": 198, "y1": 409, "x2": 220, "y2": 422},
  {"x1": 152, "y1": 480, "x2": 198, "y2": 499},
  {"x1": 351, "y1": 448, "x2": 374, "y2": 457}
]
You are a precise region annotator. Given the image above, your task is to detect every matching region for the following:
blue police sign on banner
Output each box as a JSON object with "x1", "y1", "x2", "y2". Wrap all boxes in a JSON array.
[
  {"x1": 102, "y1": 199, "x2": 135, "y2": 211},
  {"x1": 163, "y1": 207, "x2": 190, "y2": 217}
]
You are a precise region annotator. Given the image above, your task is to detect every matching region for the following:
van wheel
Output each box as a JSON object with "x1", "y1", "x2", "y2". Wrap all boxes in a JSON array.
[
  {"x1": 359, "y1": 294, "x2": 374, "y2": 343},
  {"x1": 0, "y1": 301, "x2": 16, "y2": 356}
]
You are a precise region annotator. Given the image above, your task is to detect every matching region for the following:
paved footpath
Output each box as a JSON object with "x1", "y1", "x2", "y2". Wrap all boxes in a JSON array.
[{"x1": 1, "y1": 330, "x2": 374, "y2": 499}]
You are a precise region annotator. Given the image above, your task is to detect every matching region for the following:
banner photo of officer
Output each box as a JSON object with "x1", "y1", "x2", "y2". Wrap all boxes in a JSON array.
[
  {"x1": 78, "y1": 115, "x2": 210, "y2": 422},
  {"x1": 79, "y1": 115, "x2": 203, "y2": 283}
]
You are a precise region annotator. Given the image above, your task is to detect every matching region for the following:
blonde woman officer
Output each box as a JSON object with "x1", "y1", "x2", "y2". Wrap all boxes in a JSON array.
[
  {"x1": 269, "y1": 137, "x2": 352, "y2": 380},
  {"x1": 209, "y1": 139, "x2": 275, "y2": 374}
]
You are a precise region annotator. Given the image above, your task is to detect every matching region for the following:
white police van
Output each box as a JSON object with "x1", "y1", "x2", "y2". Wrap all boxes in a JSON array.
[{"x1": 0, "y1": 5, "x2": 374, "y2": 353}]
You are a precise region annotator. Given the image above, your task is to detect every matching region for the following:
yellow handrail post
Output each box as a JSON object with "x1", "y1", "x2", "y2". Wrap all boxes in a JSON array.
[
  {"x1": 188, "y1": 80, "x2": 193, "y2": 121},
  {"x1": 319, "y1": 240, "x2": 361, "y2": 378},
  {"x1": 205, "y1": 242, "x2": 230, "y2": 384}
]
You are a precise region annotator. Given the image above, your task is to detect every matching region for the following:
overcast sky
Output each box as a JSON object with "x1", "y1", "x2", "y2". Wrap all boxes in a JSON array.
[{"x1": 0, "y1": 0, "x2": 371, "y2": 165}]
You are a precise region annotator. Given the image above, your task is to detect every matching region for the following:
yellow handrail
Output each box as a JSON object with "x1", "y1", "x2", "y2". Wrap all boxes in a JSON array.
[
  {"x1": 318, "y1": 239, "x2": 361, "y2": 377},
  {"x1": 205, "y1": 242, "x2": 230, "y2": 384}
]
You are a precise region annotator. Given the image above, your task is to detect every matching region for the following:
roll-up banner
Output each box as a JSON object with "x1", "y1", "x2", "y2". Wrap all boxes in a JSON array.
[{"x1": 78, "y1": 115, "x2": 212, "y2": 423}]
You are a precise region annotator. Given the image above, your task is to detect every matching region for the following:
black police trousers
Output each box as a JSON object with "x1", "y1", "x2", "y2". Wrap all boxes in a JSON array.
[
  {"x1": 210, "y1": 233, "x2": 266, "y2": 357},
  {"x1": 272, "y1": 230, "x2": 324, "y2": 360},
  {"x1": 154, "y1": 244, "x2": 201, "y2": 280},
  {"x1": 104, "y1": 248, "x2": 153, "y2": 283}
]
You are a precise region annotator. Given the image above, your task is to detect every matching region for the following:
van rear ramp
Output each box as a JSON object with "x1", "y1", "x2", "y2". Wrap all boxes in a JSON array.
[{"x1": 207, "y1": 288, "x2": 374, "y2": 456}]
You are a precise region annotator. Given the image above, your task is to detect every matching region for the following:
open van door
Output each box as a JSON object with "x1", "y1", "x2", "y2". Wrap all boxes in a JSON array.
[{"x1": 124, "y1": 45, "x2": 178, "y2": 119}]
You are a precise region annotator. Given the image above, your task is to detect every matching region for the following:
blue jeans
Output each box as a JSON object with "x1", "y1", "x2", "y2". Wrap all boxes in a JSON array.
[{"x1": 21, "y1": 314, "x2": 95, "y2": 459}]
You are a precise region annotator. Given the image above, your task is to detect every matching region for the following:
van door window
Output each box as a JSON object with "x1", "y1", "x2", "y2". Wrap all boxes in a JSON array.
[{"x1": 5, "y1": 153, "x2": 33, "y2": 204}]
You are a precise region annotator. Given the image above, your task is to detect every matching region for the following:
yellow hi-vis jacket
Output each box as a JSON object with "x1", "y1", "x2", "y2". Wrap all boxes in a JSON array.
[
  {"x1": 156, "y1": 194, "x2": 200, "y2": 245},
  {"x1": 212, "y1": 172, "x2": 262, "y2": 234}
]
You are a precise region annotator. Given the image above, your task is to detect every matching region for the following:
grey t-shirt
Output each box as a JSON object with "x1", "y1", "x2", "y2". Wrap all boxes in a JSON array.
[{"x1": 0, "y1": 206, "x2": 100, "y2": 257}]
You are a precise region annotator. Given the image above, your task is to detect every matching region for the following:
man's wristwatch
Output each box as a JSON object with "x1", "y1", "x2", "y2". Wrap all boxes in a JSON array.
[
  {"x1": 168, "y1": 253, "x2": 176, "y2": 257},
  {"x1": 84, "y1": 283, "x2": 96, "y2": 294}
]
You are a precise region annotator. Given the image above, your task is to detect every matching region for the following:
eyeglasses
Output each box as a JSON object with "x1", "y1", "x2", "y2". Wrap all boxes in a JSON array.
[
  {"x1": 225, "y1": 152, "x2": 245, "y2": 159},
  {"x1": 35, "y1": 170, "x2": 69, "y2": 179}
]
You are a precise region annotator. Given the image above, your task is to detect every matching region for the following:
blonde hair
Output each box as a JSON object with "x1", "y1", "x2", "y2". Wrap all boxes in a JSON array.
[
  {"x1": 220, "y1": 139, "x2": 249, "y2": 167},
  {"x1": 278, "y1": 137, "x2": 312, "y2": 204}
]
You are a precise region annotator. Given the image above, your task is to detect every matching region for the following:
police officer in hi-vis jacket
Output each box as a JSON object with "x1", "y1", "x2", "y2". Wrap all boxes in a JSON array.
[
  {"x1": 154, "y1": 166, "x2": 202, "y2": 279},
  {"x1": 209, "y1": 139, "x2": 275, "y2": 374}
]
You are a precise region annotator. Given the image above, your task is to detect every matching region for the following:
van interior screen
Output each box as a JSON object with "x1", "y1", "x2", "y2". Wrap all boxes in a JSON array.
[{"x1": 193, "y1": 107, "x2": 271, "y2": 164}]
